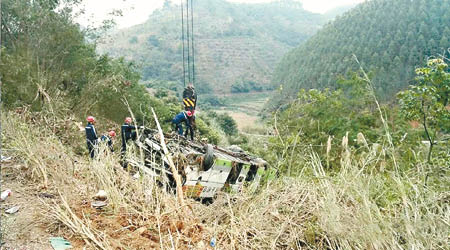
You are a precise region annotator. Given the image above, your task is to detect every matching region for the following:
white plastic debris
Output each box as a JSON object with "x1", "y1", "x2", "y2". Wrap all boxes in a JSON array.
[
  {"x1": 5, "y1": 206, "x2": 20, "y2": 214},
  {"x1": 1, "y1": 189, "x2": 12, "y2": 201},
  {"x1": 94, "y1": 190, "x2": 107, "y2": 201},
  {"x1": 50, "y1": 237, "x2": 72, "y2": 250},
  {"x1": 91, "y1": 201, "x2": 107, "y2": 209},
  {"x1": 1, "y1": 155, "x2": 12, "y2": 162}
]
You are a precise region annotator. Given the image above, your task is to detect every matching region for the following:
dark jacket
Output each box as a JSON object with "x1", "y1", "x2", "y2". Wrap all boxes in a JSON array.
[
  {"x1": 101, "y1": 135, "x2": 114, "y2": 152},
  {"x1": 172, "y1": 111, "x2": 190, "y2": 126},
  {"x1": 121, "y1": 123, "x2": 136, "y2": 145},
  {"x1": 85, "y1": 123, "x2": 98, "y2": 142}
]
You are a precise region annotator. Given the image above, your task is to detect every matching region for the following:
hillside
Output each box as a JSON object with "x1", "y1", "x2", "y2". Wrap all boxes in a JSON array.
[
  {"x1": 269, "y1": 0, "x2": 450, "y2": 108},
  {"x1": 2, "y1": 0, "x2": 449, "y2": 249},
  {"x1": 98, "y1": 0, "x2": 326, "y2": 94},
  {"x1": 322, "y1": 4, "x2": 358, "y2": 20}
]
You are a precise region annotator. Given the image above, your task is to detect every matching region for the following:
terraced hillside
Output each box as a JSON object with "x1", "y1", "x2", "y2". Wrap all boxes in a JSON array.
[{"x1": 98, "y1": 0, "x2": 331, "y2": 94}]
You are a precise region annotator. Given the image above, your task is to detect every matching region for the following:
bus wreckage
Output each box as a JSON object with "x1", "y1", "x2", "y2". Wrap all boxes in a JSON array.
[{"x1": 131, "y1": 128, "x2": 269, "y2": 199}]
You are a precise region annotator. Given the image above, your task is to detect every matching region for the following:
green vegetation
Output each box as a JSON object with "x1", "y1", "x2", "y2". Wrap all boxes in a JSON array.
[
  {"x1": 206, "y1": 111, "x2": 238, "y2": 136},
  {"x1": 398, "y1": 59, "x2": 450, "y2": 162},
  {"x1": 231, "y1": 80, "x2": 265, "y2": 93},
  {"x1": 1, "y1": 0, "x2": 449, "y2": 249},
  {"x1": 270, "y1": 0, "x2": 450, "y2": 109},
  {"x1": 98, "y1": 0, "x2": 330, "y2": 95},
  {"x1": 0, "y1": 0, "x2": 175, "y2": 128},
  {"x1": 0, "y1": 0, "x2": 222, "y2": 144}
]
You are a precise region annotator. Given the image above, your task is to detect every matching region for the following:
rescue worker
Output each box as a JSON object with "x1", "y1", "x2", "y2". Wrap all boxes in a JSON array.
[
  {"x1": 101, "y1": 130, "x2": 116, "y2": 152},
  {"x1": 182, "y1": 82, "x2": 197, "y2": 112},
  {"x1": 182, "y1": 82, "x2": 197, "y2": 140},
  {"x1": 121, "y1": 117, "x2": 137, "y2": 155},
  {"x1": 184, "y1": 112, "x2": 195, "y2": 140},
  {"x1": 172, "y1": 110, "x2": 193, "y2": 138},
  {"x1": 85, "y1": 116, "x2": 98, "y2": 158}
]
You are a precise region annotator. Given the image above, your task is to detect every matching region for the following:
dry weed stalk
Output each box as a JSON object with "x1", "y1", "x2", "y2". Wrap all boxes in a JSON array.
[
  {"x1": 3, "y1": 110, "x2": 448, "y2": 249},
  {"x1": 45, "y1": 194, "x2": 110, "y2": 250},
  {"x1": 353, "y1": 55, "x2": 399, "y2": 172},
  {"x1": 151, "y1": 108, "x2": 186, "y2": 210}
]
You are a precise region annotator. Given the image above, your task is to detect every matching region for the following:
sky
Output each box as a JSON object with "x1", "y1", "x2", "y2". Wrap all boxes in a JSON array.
[{"x1": 76, "y1": 0, "x2": 365, "y2": 29}]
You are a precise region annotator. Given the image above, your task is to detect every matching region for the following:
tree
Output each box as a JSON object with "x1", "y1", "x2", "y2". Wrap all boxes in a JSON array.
[
  {"x1": 439, "y1": 35, "x2": 449, "y2": 50},
  {"x1": 397, "y1": 59, "x2": 450, "y2": 163},
  {"x1": 268, "y1": 0, "x2": 450, "y2": 110},
  {"x1": 0, "y1": 0, "x2": 176, "y2": 128},
  {"x1": 217, "y1": 113, "x2": 238, "y2": 136}
]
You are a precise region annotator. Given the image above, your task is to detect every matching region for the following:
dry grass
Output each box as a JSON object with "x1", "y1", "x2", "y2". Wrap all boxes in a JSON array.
[
  {"x1": 2, "y1": 110, "x2": 449, "y2": 249},
  {"x1": 217, "y1": 110, "x2": 259, "y2": 131}
]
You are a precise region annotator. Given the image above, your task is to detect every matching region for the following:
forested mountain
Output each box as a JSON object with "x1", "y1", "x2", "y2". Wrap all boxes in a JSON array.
[
  {"x1": 0, "y1": 0, "x2": 178, "y2": 126},
  {"x1": 270, "y1": 0, "x2": 450, "y2": 108},
  {"x1": 322, "y1": 4, "x2": 357, "y2": 20},
  {"x1": 98, "y1": 0, "x2": 329, "y2": 94}
]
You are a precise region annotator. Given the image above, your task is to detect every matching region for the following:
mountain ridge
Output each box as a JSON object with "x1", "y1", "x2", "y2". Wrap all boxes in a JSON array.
[
  {"x1": 269, "y1": 0, "x2": 450, "y2": 109},
  {"x1": 98, "y1": 0, "x2": 345, "y2": 95}
]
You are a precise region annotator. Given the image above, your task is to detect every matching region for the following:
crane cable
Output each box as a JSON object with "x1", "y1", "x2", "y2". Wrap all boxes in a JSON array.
[
  {"x1": 191, "y1": 0, "x2": 195, "y2": 84},
  {"x1": 180, "y1": 0, "x2": 186, "y2": 87},
  {"x1": 186, "y1": 0, "x2": 191, "y2": 83},
  {"x1": 180, "y1": 0, "x2": 195, "y2": 87}
]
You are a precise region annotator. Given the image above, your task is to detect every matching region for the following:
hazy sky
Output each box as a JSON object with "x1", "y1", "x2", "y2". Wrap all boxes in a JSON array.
[{"x1": 76, "y1": 0, "x2": 365, "y2": 28}]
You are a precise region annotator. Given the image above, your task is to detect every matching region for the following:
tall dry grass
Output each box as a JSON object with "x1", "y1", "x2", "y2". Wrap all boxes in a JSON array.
[
  {"x1": 2, "y1": 111, "x2": 448, "y2": 249},
  {"x1": 198, "y1": 143, "x2": 449, "y2": 249}
]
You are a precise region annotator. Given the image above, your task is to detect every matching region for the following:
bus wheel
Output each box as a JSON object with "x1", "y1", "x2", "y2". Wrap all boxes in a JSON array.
[{"x1": 203, "y1": 144, "x2": 214, "y2": 171}]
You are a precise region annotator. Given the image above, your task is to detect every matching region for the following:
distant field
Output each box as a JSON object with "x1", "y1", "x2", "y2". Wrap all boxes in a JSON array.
[
  {"x1": 213, "y1": 91, "x2": 272, "y2": 131},
  {"x1": 217, "y1": 91, "x2": 272, "y2": 115}
]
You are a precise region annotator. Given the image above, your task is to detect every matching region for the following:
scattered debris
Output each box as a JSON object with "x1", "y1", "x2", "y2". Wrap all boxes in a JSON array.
[
  {"x1": 91, "y1": 200, "x2": 107, "y2": 209},
  {"x1": 94, "y1": 190, "x2": 107, "y2": 201},
  {"x1": 1, "y1": 155, "x2": 12, "y2": 163},
  {"x1": 210, "y1": 237, "x2": 216, "y2": 248},
  {"x1": 1, "y1": 189, "x2": 12, "y2": 201},
  {"x1": 5, "y1": 206, "x2": 20, "y2": 214},
  {"x1": 227, "y1": 145, "x2": 244, "y2": 153},
  {"x1": 39, "y1": 192, "x2": 56, "y2": 199},
  {"x1": 49, "y1": 237, "x2": 72, "y2": 250}
]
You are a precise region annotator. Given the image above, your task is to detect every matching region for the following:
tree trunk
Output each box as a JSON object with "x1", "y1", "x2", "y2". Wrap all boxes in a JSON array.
[{"x1": 421, "y1": 100, "x2": 433, "y2": 163}]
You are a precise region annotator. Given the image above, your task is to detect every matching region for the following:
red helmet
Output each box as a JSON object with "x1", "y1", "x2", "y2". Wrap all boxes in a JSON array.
[
  {"x1": 186, "y1": 111, "x2": 193, "y2": 117},
  {"x1": 87, "y1": 116, "x2": 95, "y2": 122},
  {"x1": 109, "y1": 130, "x2": 116, "y2": 137},
  {"x1": 125, "y1": 117, "x2": 132, "y2": 124}
]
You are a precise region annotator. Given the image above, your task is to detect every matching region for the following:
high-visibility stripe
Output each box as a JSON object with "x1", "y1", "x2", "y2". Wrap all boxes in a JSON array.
[
  {"x1": 183, "y1": 99, "x2": 192, "y2": 107},
  {"x1": 183, "y1": 98, "x2": 195, "y2": 107}
]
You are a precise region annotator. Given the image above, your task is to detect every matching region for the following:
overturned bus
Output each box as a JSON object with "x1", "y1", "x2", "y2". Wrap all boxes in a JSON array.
[{"x1": 133, "y1": 129, "x2": 269, "y2": 199}]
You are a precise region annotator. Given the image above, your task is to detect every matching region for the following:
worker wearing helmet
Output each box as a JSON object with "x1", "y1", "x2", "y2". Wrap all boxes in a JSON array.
[
  {"x1": 172, "y1": 110, "x2": 193, "y2": 139},
  {"x1": 121, "y1": 117, "x2": 138, "y2": 155},
  {"x1": 101, "y1": 130, "x2": 116, "y2": 152},
  {"x1": 182, "y1": 82, "x2": 197, "y2": 112},
  {"x1": 85, "y1": 116, "x2": 98, "y2": 158},
  {"x1": 182, "y1": 83, "x2": 197, "y2": 140}
]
